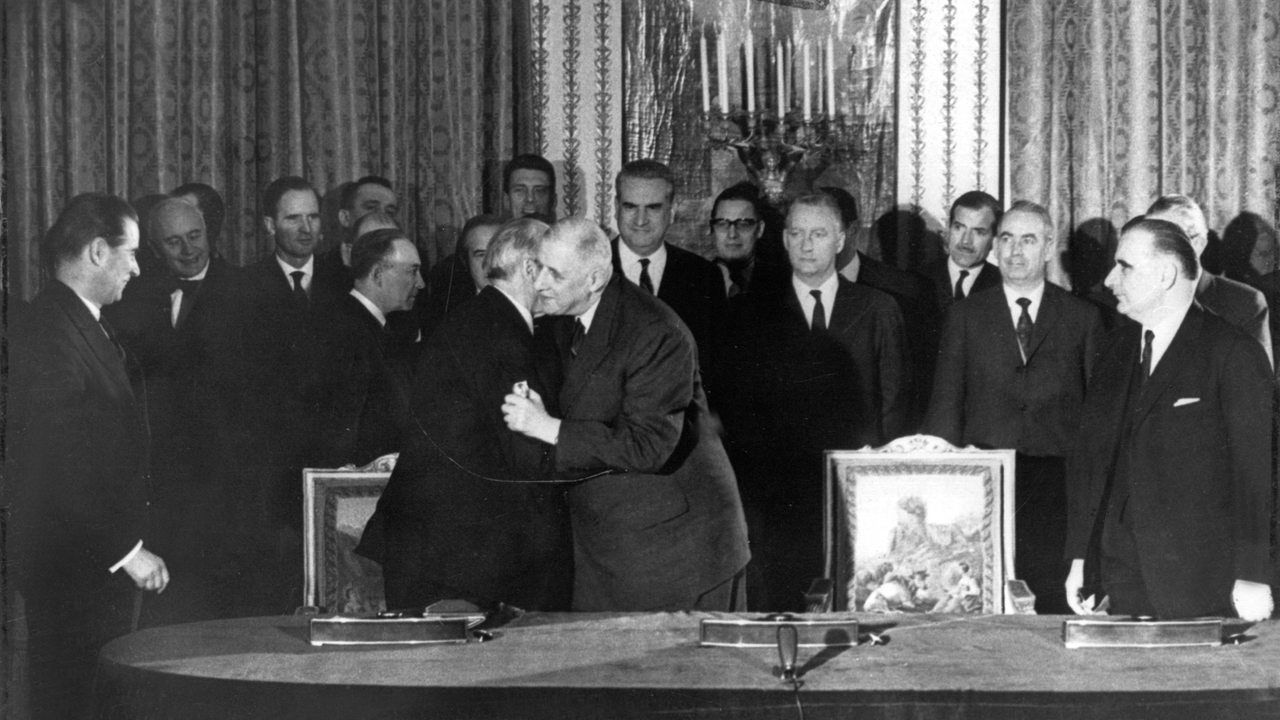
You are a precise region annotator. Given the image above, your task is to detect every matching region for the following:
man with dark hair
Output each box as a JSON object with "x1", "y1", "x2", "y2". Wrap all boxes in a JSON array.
[
  {"x1": 503, "y1": 217, "x2": 750, "y2": 611},
  {"x1": 365, "y1": 217, "x2": 573, "y2": 611},
  {"x1": 720, "y1": 194, "x2": 906, "y2": 610},
  {"x1": 1064, "y1": 217, "x2": 1274, "y2": 621},
  {"x1": 917, "y1": 190, "x2": 1003, "y2": 311},
  {"x1": 708, "y1": 181, "x2": 786, "y2": 297},
  {"x1": 420, "y1": 214, "x2": 505, "y2": 338},
  {"x1": 825, "y1": 185, "x2": 938, "y2": 430},
  {"x1": 316, "y1": 176, "x2": 399, "y2": 292},
  {"x1": 315, "y1": 229, "x2": 423, "y2": 467},
  {"x1": 924, "y1": 200, "x2": 1105, "y2": 613},
  {"x1": 234, "y1": 175, "x2": 338, "y2": 614},
  {"x1": 8, "y1": 193, "x2": 169, "y2": 719},
  {"x1": 171, "y1": 182, "x2": 227, "y2": 253},
  {"x1": 503, "y1": 153, "x2": 557, "y2": 221},
  {"x1": 1146, "y1": 194, "x2": 1272, "y2": 367},
  {"x1": 612, "y1": 159, "x2": 727, "y2": 382},
  {"x1": 103, "y1": 197, "x2": 244, "y2": 626}
]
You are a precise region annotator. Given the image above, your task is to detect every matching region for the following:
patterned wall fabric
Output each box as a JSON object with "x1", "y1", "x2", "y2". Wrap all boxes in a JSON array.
[
  {"x1": 897, "y1": 0, "x2": 1002, "y2": 233},
  {"x1": 4, "y1": 0, "x2": 524, "y2": 301},
  {"x1": 1007, "y1": 0, "x2": 1280, "y2": 282}
]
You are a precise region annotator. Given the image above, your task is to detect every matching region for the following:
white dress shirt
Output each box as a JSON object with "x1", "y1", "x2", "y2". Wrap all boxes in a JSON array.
[{"x1": 617, "y1": 241, "x2": 667, "y2": 294}]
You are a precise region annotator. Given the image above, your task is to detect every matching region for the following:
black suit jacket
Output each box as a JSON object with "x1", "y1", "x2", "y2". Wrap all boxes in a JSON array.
[
  {"x1": 1196, "y1": 271, "x2": 1273, "y2": 368},
  {"x1": 550, "y1": 275, "x2": 750, "y2": 611},
  {"x1": 364, "y1": 286, "x2": 571, "y2": 610},
  {"x1": 917, "y1": 258, "x2": 1002, "y2": 312},
  {"x1": 8, "y1": 281, "x2": 151, "y2": 586},
  {"x1": 1065, "y1": 304, "x2": 1274, "y2": 617},
  {"x1": 856, "y1": 252, "x2": 939, "y2": 429},
  {"x1": 315, "y1": 293, "x2": 416, "y2": 467},
  {"x1": 924, "y1": 283, "x2": 1105, "y2": 456},
  {"x1": 611, "y1": 240, "x2": 727, "y2": 384}
]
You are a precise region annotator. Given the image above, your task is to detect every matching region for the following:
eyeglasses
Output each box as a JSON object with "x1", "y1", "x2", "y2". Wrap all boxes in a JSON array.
[{"x1": 710, "y1": 218, "x2": 760, "y2": 231}]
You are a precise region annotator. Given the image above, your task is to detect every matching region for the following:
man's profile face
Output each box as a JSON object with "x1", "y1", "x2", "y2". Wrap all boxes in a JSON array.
[
  {"x1": 534, "y1": 237, "x2": 595, "y2": 316},
  {"x1": 267, "y1": 189, "x2": 321, "y2": 264},
  {"x1": 379, "y1": 239, "x2": 424, "y2": 312},
  {"x1": 994, "y1": 210, "x2": 1053, "y2": 286},
  {"x1": 507, "y1": 169, "x2": 554, "y2": 219},
  {"x1": 711, "y1": 199, "x2": 763, "y2": 262},
  {"x1": 784, "y1": 204, "x2": 844, "y2": 285},
  {"x1": 464, "y1": 224, "x2": 500, "y2": 290},
  {"x1": 616, "y1": 176, "x2": 674, "y2": 256},
  {"x1": 946, "y1": 205, "x2": 997, "y2": 269},
  {"x1": 343, "y1": 183, "x2": 398, "y2": 229},
  {"x1": 152, "y1": 203, "x2": 209, "y2": 279},
  {"x1": 1106, "y1": 228, "x2": 1165, "y2": 321},
  {"x1": 104, "y1": 218, "x2": 142, "y2": 305}
]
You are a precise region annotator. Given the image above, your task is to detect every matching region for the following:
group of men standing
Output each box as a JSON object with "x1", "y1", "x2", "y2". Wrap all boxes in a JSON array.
[{"x1": 7, "y1": 151, "x2": 1277, "y2": 719}]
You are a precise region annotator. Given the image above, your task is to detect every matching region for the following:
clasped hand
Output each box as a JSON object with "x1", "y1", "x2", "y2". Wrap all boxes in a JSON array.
[{"x1": 502, "y1": 383, "x2": 560, "y2": 445}]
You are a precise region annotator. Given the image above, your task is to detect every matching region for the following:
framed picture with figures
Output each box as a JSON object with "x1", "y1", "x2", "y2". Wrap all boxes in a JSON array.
[
  {"x1": 302, "y1": 455, "x2": 396, "y2": 614},
  {"x1": 822, "y1": 436, "x2": 1016, "y2": 614}
]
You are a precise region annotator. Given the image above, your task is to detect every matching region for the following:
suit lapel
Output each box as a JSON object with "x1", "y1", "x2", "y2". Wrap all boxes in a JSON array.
[
  {"x1": 829, "y1": 279, "x2": 870, "y2": 334},
  {"x1": 1024, "y1": 285, "x2": 1060, "y2": 362},
  {"x1": 1132, "y1": 306, "x2": 1202, "y2": 421},
  {"x1": 51, "y1": 283, "x2": 134, "y2": 394},
  {"x1": 560, "y1": 277, "x2": 622, "y2": 412}
]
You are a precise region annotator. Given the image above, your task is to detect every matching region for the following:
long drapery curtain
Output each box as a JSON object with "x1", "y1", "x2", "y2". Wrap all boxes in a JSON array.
[
  {"x1": 3, "y1": 0, "x2": 531, "y2": 302},
  {"x1": 1008, "y1": 0, "x2": 1280, "y2": 288}
]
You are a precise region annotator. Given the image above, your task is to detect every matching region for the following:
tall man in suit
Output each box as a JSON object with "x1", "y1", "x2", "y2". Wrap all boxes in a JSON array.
[
  {"x1": 7, "y1": 193, "x2": 170, "y2": 719},
  {"x1": 316, "y1": 229, "x2": 423, "y2": 467},
  {"x1": 924, "y1": 200, "x2": 1105, "y2": 613},
  {"x1": 503, "y1": 217, "x2": 750, "y2": 611},
  {"x1": 503, "y1": 153, "x2": 557, "y2": 221},
  {"x1": 103, "y1": 197, "x2": 243, "y2": 626},
  {"x1": 1146, "y1": 194, "x2": 1273, "y2": 367},
  {"x1": 917, "y1": 190, "x2": 1003, "y2": 311},
  {"x1": 365, "y1": 218, "x2": 573, "y2": 611},
  {"x1": 1064, "y1": 218, "x2": 1274, "y2": 621},
  {"x1": 719, "y1": 193, "x2": 907, "y2": 610},
  {"x1": 235, "y1": 175, "x2": 339, "y2": 614},
  {"x1": 611, "y1": 160, "x2": 727, "y2": 381}
]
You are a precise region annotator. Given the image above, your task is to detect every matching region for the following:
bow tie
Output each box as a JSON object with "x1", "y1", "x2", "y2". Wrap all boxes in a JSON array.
[{"x1": 164, "y1": 277, "x2": 202, "y2": 295}]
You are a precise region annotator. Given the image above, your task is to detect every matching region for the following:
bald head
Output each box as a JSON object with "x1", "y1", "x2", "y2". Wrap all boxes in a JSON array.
[
  {"x1": 148, "y1": 197, "x2": 209, "y2": 278},
  {"x1": 1146, "y1": 194, "x2": 1208, "y2": 260}
]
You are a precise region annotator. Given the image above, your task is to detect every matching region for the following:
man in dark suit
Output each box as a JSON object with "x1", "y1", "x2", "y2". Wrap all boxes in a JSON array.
[
  {"x1": 103, "y1": 197, "x2": 243, "y2": 626},
  {"x1": 708, "y1": 181, "x2": 787, "y2": 298},
  {"x1": 234, "y1": 175, "x2": 341, "y2": 614},
  {"x1": 916, "y1": 190, "x2": 1003, "y2": 311},
  {"x1": 316, "y1": 228, "x2": 423, "y2": 468},
  {"x1": 315, "y1": 175, "x2": 399, "y2": 293},
  {"x1": 364, "y1": 218, "x2": 572, "y2": 611},
  {"x1": 1146, "y1": 194, "x2": 1273, "y2": 368},
  {"x1": 611, "y1": 159, "x2": 727, "y2": 380},
  {"x1": 503, "y1": 217, "x2": 750, "y2": 611},
  {"x1": 420, "y1": 214, "x2": 503, "y2": 337},
  {"x1": 924, "y1": 200, "x2": 1105, "y2": 613},
  {"x1": 719, "y1": 193, "x2": 907, "y2": 610},
  {"x1": 1064, "y1": 218, "x2": 1274, "y2": 621},
  {"x1": 7, "y1": 193, "x2": 170, "y2": 719}
]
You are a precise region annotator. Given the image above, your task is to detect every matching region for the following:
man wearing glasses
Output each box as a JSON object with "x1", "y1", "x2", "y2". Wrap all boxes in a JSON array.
[{"x1": 709, "y1": 181, "x2": 788, "y2": 298}]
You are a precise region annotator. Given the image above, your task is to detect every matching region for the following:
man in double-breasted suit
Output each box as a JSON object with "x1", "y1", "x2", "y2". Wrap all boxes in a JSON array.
[
  {"x1": 719, "y1": 193, "x2": 906, "y2": 610},
  {"x1": 1064, "y1": 217, "x2": 1274, "y2": 621},
  {"x1": 924, "y1": 201, "x2": 1105, "y2": 613},
  {"x1": 7, "y1": 193, "x2": 170, "y2": 719},
  {"x1": 365, "y1": 218, "x2": 573, "y2": 611},
  {"x1": 503, "y1": 217, "x2": 750, "y2": 611}
]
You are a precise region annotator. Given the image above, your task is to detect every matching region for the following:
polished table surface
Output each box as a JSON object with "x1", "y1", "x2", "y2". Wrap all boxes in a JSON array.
[{"x1": 96, "y1": 612, "x2": 1280, "y2": 719}]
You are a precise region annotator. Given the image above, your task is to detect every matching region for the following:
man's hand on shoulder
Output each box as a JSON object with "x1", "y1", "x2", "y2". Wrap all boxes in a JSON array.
[{"x1": 123, "y1": 548, "x2": 170, "y2": 593}]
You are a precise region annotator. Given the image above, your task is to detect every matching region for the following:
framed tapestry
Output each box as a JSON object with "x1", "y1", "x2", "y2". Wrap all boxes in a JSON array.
[
  {"x1": 302, "y1": 454, "x2": 396, "y2": 613},
  {"x1": 823, "y1": 435, "x2": 1015, "y2": 614}
]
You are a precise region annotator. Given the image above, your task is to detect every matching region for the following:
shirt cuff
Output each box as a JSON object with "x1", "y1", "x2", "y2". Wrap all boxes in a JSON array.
[{"x1": 109, "y1": 540, "x2": 144, "y2": 573}]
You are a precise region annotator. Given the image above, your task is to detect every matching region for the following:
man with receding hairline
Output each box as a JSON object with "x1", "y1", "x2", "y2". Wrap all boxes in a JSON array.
[{"x1": 1064, "y1": 217, "x2": 1274, "y2": 621}]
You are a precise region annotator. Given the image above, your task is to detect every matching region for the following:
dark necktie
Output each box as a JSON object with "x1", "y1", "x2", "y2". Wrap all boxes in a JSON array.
[
  {"x1": 638, "y1": 258, "x2": 654, "y2": 294},
  {"x1": 173, "y1": 278, "x2": 201, "y2": 328},
  {"x1": 1141, "y1": 329, "x2": 1154, "y2": 381},
  {"x1": 290, "y1": 270, "x2": 309, "y2": 309},
  {"x1": 810, "y1": 289, "x2": 826, "y2": 332},
  {"x1": 1015, "y1": 297, "x2": 1033, "y2": 360},
  {"x1": 570, "y1": 318, "x2": 586, "y2": 358},
  {"x1": 98, "y1": 315, "x2": 125, "y2": 360},
  {"x1": 953, "y1": 269, "x2": 970, "y2": 300}
]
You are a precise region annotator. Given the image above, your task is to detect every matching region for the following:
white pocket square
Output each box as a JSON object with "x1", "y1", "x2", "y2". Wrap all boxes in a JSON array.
[{"x1": 1172, "y1": 397, "x2": 1200, "y2": 407}]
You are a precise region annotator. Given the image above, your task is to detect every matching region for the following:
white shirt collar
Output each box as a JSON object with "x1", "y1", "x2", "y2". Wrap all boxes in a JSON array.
[
  {"x1": 948, "y1": 257, "x2": 989, "y2": 294},
  {"x1": 792, "y1": 272, "x2": 840, "y2": 326},
  {"x1": 617, "y1": 240, "x2": 667, "y2": 293},
  {"x1": 275, "y1": 254, "x2": 314, "y2": 287},
  {"x1": 1142, "y1": 295, "x2": 1196, "y2": 375},
  {"x1": 494, "y1": 285, "x2": 534, "y2": 333},
  {"x1": 1003, "y1": 281, "x2": 1046, "y2": 324},
  {"x1": 184, "y1": 261, "x2": 210, "y2": 282},
  {"x1": 576, "y1": 295, "x2": 603, "y2": 334},
  {"x1": 349, "y1": 289, "x2": 386, "y2": 327}
]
